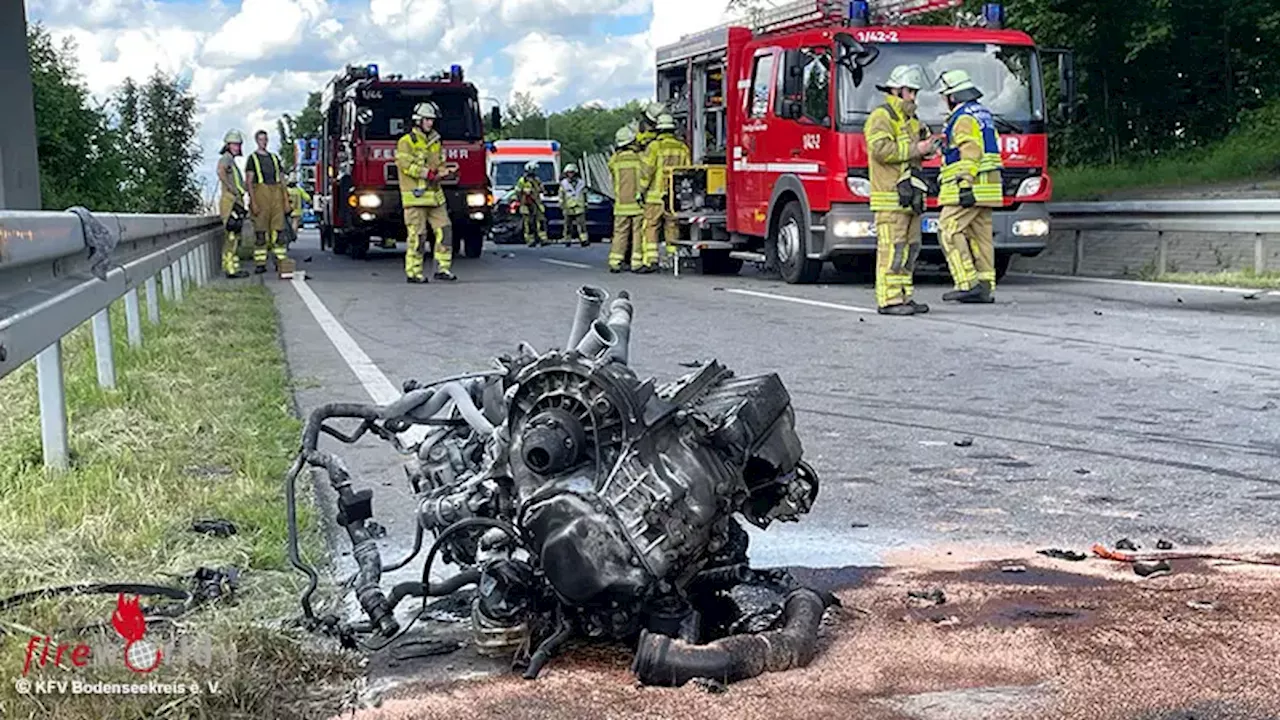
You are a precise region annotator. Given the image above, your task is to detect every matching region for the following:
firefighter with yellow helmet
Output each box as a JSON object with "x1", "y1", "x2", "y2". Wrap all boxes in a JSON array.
[
  {"x1": 607, "y1": 125, "x2": 645, "y2": 273},
  {"x1": 216, "y1": 129, "x2": 249, "y2": 278},
  {"x1": 515, "y1": 160, "x2": 549, "y2": 246},
  {"x1": 864, "y1": 64, "x2": 937, "y2": 315},
  {"x1": 395, "y1": 101, "x2": 456, "y2": 283},
  {"x1": 640, "y1": 112, "x2": 690, "y2": 272},
  {"x1": 635, "y1": 102, "x2": 665, "y2": 150},
  {"x1": 937, "y1": 69, "x2": 1003, "y2": 303}
]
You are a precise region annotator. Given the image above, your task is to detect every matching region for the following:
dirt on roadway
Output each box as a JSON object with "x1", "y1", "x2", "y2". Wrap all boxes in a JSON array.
[{"x1": 339, "y1": 546, "x2": 1280, "y2": 720}]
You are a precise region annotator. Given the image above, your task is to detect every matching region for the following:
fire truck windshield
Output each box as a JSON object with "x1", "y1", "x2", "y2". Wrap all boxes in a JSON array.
[
  {"x1": 358, "y1": 90, "x2": 483, "y2": 142},
  {"x1": 837, "y1": 42, "x2": 1044, "y2": 134}
]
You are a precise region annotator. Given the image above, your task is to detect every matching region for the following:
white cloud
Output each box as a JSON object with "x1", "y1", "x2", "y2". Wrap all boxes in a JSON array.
[{"x1": 202, "y1": 0, "x2": 329, "y2": 66}]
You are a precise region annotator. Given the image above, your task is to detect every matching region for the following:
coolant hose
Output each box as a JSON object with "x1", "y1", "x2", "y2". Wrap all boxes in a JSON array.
[
  {"x1": 403, "y1": 381, "x2": 495, "y2": 436},
  {"x1": 631, "y1": 589, "x2": 826, "y2": 687},
  {"x1": 386, "y1": 568, "x2": 481, "y2": 612}
]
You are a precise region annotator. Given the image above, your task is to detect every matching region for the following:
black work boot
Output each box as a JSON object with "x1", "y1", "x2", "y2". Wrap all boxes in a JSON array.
[
  {"x1": 226, "y1": 270, "x2": 249, "y2": 279},
  {"x1": 254, "y1": 265, "x2": 267, "y2": 274},
  {"x1": 878, "y1": 303, "x2": 917, "y2": 316},
  {"x1": 433, "y1": 271, "x2": 457, "y2": 282},
  {"x1": 906, "y1": 299, "x2": 930, "y2": 314},
  {"x1": 959, "y1": 282, "x2": 995, "y2": 304},
  {"x1": 609, "y1": 266, "x2": 622, "y2": 274},
  {"x1": 943, "y1": 287, "x2": 973, "y2": 302},
  {"x1": 406, "y1": 276, "x2": 428, "y2": 284}
]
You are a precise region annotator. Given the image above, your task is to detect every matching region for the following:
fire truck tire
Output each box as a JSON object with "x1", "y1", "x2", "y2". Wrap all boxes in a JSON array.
[
  {"x1": 320, "y1": 226, "x2": 332, "y2": 250},
  {"x1": 995, "y1": 253, "x2": 1012, "y2": 281},
  {"x1": 462, "y1": 228, "x2": 484, "y2": 258},
  {"x1": 768, "y1": 200, "x2": 821, "y2": 285},
  {"x1": 348, "y1": 233, "x2": 371, "y2": 260},
  {"x1": 331, "y1": 231, "x2": 349, "y2": 255}
]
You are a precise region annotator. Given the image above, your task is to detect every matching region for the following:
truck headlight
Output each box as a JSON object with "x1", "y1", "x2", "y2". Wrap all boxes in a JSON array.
[
  {"x1": 1016, "y1": 176, "x2": 1044, "y2": 197},
  {"x1": 832, "y1": 220, "x2": 874, "y2": 238},
  {"x1": 359, "y1": 212, "x2": 376, "y2": 221},
  {"x1": 466, "y1": 192, "x2": 488, "y2": 208},
  {"x1": 358, "y1": 193, "x2": 381, "y2": 208},
  {"x1": 846, "y1": 177, "x2": 871, "y2": 197},
  {"x1": 1012, "y1": 219, "x2": 1050, "y2": 237}
]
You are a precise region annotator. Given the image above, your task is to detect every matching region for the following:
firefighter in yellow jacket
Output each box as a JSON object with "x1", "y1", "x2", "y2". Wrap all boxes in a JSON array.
[
  {"x1": 216, "y1": 129, "x2": 249, "y2": 278},
  {"x1": 937, "y1": 69, "x2": 1003, "y2": 303},
  {"x1": 244, "y1": 130, "x2": 289, "y2": 273},
  {"x1": 285, "y1": 176, "x2": 311, "y2": 239},
  {"x1": 515, "y1": 161, "x2": 549, "y2": 247},
  {"x1": 395, "y1": 102, "x2": 456, "y2": 283},
  {"x1": 864, "y1": 65, "x2": 937, "y2": 316},
  {"x1": 608, "y1": 126, "x2": 645, "y2": 273},
  {"x1": 639, "y1": 113, "x2": 690, "y2": 272}
]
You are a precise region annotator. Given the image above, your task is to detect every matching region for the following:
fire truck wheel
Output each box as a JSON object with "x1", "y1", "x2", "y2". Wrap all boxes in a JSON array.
[
  {"x1": 995, "y1": 253, "x2": 1012, "y2": 280},
  {"x1": 768, "y1": 200, "x2": 822, "y2": 285},
  {"x1": 462, "y1": 228, "x2": 484, "y2": 258},
  {"x1": 348, "y1": 233, "x2": 371, "y2": 260},
  {"x1": 331, "y1": 231, "x2": 349, "y2": 255}
]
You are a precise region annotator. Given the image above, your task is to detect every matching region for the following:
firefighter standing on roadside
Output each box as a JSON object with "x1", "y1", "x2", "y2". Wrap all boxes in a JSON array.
[
  {"x1": 244, "y1": 130, "x2": 289, "y2": 273},
  {"x1": 864, "y1": 64, "x2": 936, "y2": 316},
  {"x1": 395, "y1": 101, "x2": 457, "y2": 283},
  {"x1": 607, "y1": 126, "x2": 645, "y2": 273},
  {"x1": 560, "y1": 163, "x2": 589, "y2": 247},
  {"x1": 515, "y1": 161, "x2": 549, "y2": 247},
  {"x1": 639, "y1": 113, "x2": 690, "y2": 273},
  {"x1": 635, "y1": 102, "x2": 665, "y2": 151},
  {"x1": 216, "y1": 130, "x2": 249, "y2": 278},
  {"x1": 937, "y1": 69, "x2": 1003, "y2": 304},
  {"x1": 285, "y1": 175, "x2": 312, "y2": 241}
]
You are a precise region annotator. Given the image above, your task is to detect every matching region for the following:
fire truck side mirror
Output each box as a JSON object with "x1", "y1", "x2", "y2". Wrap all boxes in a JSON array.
[{"x1": 489, "y1": 106, "x2": 503, "y2": 132}]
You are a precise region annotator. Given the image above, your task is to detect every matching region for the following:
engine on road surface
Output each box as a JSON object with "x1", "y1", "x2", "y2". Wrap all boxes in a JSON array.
[{"x1": 288, "y1": 285, "x2": 830, "y2": 686}]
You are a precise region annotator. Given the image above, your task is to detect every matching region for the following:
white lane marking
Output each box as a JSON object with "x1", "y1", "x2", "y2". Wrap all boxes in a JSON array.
[
  {"x1": 541, "y1": 258, "x2": 593, "y2": 270},
  {"x1": 290, "y1": 277, "x2": 428, "y2": 446},
  {"x1": 725, "y1": 288, "x2": 877, "y2": 314},
  {"x1": 1011, "y1": 272, "x2": 1279, "y2": 297}
]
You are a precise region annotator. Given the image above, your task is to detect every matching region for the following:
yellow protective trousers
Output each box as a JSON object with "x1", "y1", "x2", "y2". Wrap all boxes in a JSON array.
[
  {"x1": 610, "y1": 215, "x2": 643, "y2": 270},
  {"x1": 938, "y1": 205, "x2": 995, "y2": 291},
  {"x1": 218, "y1": 192, "x2": 241, "y2": 275},
  {"x1": 874, "y1": 212, "x2": 921, "y2": 308},
  {"x1": 404, "y1": 205, "x2": 453, "y2": 280},
  {"x1": 642, "y1": 203, "x2": 676, "y2": 267},
  {"x1": 522, "y1": 206, "x2": 548, "y2": 245}
]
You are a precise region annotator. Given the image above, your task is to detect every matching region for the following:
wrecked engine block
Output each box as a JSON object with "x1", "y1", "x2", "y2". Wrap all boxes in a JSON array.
[{"x1": 288, "y1": 286, "x2": 826, "y2": 686}]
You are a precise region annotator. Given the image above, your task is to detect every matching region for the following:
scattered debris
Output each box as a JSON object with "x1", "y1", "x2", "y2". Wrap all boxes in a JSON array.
[
  {"x1": 1037, "y1": 548, "x2": 1088, "y2": 562},
  {"x1": 390, "y1": 638, "x2": 464, "y2": 662},
  {"x1": 304, "y1": 256, "x2": 313, "y2": 262},
  {"x1": 678, "y1": 361, "x2": 702, "y2": 368},
  {"x1": 931, "y1": 615, "x2": 961, "y2": 627},
  {"x1": 1093, "y1": 310, "x2": 1103, "y2": 316},
  {"x1": 1243, "y1": 291, "x2": 1264, "y2": 300},
  {"x1": 1073, "y1": 468, "x2": 1092, "y2": 475},
  {"x1": 1157, "y1": 539, "x2": 1175, "y2": 550},
  {"x1": 1001, "y1": 565, "x2": 1027, "y2": 574},
  {"x1": 191, "y1": 519, "x2": 237, "y2": 538},
  {"x1": 1134, "y1": 560, "x2": 1173, "y2": 578},
  {"x1": 1176, "y1": 297, "x2": 1184, "y2": 304},
  {"x1": 1115, "y1": 538, "x2": 1140, "y2": 552},
  {"x1": 850, "y1": 522, "x2": 870, "y2": 529},
  {"x1": 190, "y1": 566, "x2": 240, "y2": 603},
  {"x1": 858, "y1": 317, "x2": 865, "y2": 323},
  {"x1": 1261, "y1": 401, "x2": 1278, "y2": 411},
  {"x1": 1186, "y1": 600, "x2": 1216, "y2": 612},
  {"x1": 691, "y1": 677, "x2": 728, "y2": 694},
  {"x1": 501, "y1": 253, "x2": 515, "y2": 258},
  {"x1": 908, "y1": 589, "x2": 947, "y2": 607},
  {"x1": 954, "y1": 437, "x2": 975, "y2": 448}
]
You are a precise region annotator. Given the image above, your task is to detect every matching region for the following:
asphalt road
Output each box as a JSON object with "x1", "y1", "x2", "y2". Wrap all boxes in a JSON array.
[{"x1": 272, "y1": 228, "x2": 1280, "y2": 585}]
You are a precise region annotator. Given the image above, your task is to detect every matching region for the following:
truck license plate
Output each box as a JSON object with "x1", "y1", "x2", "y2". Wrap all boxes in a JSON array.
[{"x1": 923, "y1": 217, "x2": 939, "y2": 234}]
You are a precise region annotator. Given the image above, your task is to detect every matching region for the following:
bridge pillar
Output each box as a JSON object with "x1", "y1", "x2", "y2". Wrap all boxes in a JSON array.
[{"x1": 0, "y1": 0, "x2": 41, "y2": 210}]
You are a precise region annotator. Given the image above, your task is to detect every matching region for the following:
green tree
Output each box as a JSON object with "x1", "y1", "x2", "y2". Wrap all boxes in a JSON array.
[
  {"x1": 113, "y1": 71, "x2": 203, "y2": 213},
  {"x1": 27, "y1": 23, "x2": 127, "y2": 210},
  {"x1": 278, "y1": 92, "x2": 324, "y2": 171}
]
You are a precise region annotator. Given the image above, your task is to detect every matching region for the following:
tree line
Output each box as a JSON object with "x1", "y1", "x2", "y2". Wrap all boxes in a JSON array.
[{"x1": 27, "y1": 24, "x2": 203, "y2": 213}]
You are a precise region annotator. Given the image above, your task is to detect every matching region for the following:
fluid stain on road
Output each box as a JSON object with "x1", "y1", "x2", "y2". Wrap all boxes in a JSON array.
[{"x1": 342, "y1": 554, "x2": 1280, "y2": 720}]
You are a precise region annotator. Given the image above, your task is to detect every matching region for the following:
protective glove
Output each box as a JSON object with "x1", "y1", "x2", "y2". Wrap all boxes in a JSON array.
[
  {"x1": 425, "y1": 169, "x2": 439, "y2": 182},
  {"x1": 959, "y1": 186, "x2": 977, "y2": 209}
]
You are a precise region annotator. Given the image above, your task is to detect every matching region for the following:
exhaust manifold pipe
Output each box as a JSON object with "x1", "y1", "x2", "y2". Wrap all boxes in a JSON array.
[
  {"x1": 565, "y1": 285, "x2": 609, "y2": 351},
  {"x1": 605, "y1": 291, "x2": 633, "y2": 365},
  {"x1": 574, "y1": 319, "x2": 617, "y2": 359}
]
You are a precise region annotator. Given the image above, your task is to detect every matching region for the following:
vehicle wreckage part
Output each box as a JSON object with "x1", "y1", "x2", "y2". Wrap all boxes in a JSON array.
[
  {"x1": 631, "y1": 589, "x2": 826, "y2": 687},
  {"x1": 291, "y1": 284, "x2": 823, "y2": 684}
]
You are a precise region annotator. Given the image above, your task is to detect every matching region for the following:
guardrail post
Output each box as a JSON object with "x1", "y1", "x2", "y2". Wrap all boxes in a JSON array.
[
  {"x1": 91, "y1": 309, "x2": 116, "y2": 389},
  {"x1": 1156, "y1": 231, "x2": 1168, "y2": 276},
  {"x1": 1255, "y1": 233, "x2": 1266, "y2": 274},
  {"x1": 161, "y1": 265, "x2": 175, "y2": 300},
  {"x1": 145, "y1": 276, "x2": 160, "y2": 324},
  {"x1": 124, "y1": 288, "x2": 142, "y2": 348},
  {"x1": 180, "y1": 253, "x2": 191, "y2": 287},
  {"x1": 193, "y1": 250, "x2": 205, "y2": 288},
  {"x1": 35, "y1": 341, "x2": 69, "y2": 470},
  {"x1": 172, "y1": 260, "x2": 184, "y2": 303},
  {"x1": 1072, "y1": 230, "x2": 1083, "y2": 276},
  {"x1": 199, "y1": 247, "x2": 210, "y2": 284}
]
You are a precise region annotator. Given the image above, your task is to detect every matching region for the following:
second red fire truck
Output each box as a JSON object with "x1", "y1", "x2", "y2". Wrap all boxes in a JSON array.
[
  {"x1": 314, "y1": 64, "x2": 499, "y2": 260},
  {"x1": 655, "y1": 0, "x2": 1074, "y2": 282}
]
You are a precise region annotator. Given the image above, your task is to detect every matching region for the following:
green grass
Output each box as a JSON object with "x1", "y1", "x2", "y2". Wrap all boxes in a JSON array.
[
  {"x1": 1150, "y1": 269, "x2": 1280, "y2": 290},
  {"x1": 0, "y1": 284, "x2": 360, "y2": 719},
  {"x1": 1053, "y1": 103, "x2": 1280, "y2": 201}
]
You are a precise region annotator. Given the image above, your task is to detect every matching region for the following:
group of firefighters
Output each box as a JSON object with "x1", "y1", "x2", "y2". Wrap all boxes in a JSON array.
[{"x1": 214, "y1": 65, "x2": 1002, "y2": 304}]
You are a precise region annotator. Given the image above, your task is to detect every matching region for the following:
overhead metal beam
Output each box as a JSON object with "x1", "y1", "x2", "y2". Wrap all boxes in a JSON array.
[{"x1": 0, "y1": 0, "x2": 42, "y2": 210}]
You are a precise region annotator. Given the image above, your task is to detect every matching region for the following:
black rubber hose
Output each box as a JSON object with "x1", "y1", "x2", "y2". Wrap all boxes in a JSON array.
[
  {"x1": 303, "y1": 403, "x2": 382, "y2": 453},
  {"x1": 284, "y1": 454, "x2": 320, "y2": 623},
  {"x1": 386, "y1": 568, "x2": 481, "y2": 612},
  {"x1": 631, "y1": 589, "x2": 826, "y2": 687}
]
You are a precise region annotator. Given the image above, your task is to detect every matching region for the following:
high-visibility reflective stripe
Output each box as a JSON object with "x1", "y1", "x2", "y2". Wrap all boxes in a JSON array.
[{"x1": 870, "y1": 191, "x2": 908, "y2": 212}]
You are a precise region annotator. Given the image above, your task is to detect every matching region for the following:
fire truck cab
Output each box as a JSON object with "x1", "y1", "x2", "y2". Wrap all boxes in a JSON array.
[
  {"x1": 656, "y1": 0, "x2": 1070, "y2": 283},
  {"x1": 316, "y1": 64, "x2": 494, "y2": 260}
]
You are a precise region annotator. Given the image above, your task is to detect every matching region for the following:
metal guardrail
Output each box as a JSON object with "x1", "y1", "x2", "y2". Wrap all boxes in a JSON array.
[
  {"x1": 0, "y1": 211, "x2": 221, "y2": 469},
  {"x1": 1047, "y1": 200, "x2": 1280, "y2": 276}
]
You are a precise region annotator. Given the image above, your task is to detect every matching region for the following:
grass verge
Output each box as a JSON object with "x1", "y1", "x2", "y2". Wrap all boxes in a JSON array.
[
  {"x1": 0, "y1": 283, "x2": 360, "y2": 719},
  {"x1": 1150, "y1": 270, "x2": 1280, "y2": 290}
]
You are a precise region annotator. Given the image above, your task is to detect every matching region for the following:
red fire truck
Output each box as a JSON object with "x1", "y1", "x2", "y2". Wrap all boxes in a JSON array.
[
  {"x1": 315, "y1": 63, "x2": 499, "y2": 259},
  {"x1": 655, "y1": 0, "x2": 1074, "y2": 283}
]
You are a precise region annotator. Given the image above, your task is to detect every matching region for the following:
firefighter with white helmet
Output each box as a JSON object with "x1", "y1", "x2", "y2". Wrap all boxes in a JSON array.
[
  {"x1": 395, "y1": 101, "x2": 456, "y2": 283},
  {"x1": 639, "y1": 112, "x2": 690, "y2": 272},
  {"x1": 515, "y1": 159, "x2": 549, "y2": 246},
  {"x1": 216, "y1": 129, "x2": 249, "y2": 278},
  {"x1": 864, "y1": 64, "x2": 938, "y2": 315},
  {"x1": 636, "y1": 102, "x2": 665, "y2": 150},
  {"x1": 560, "y1": 162, "x2": 589, "y2": 247},
  {"x1": 936, "y1": 69, "x2": 1003, "y2": 304},
  {"x1": 607, "y1": 125, "x2": 645, "y2": 272}
]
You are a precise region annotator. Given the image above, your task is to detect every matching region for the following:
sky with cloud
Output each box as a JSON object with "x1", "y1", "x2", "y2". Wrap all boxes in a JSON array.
[{"x1": 26, "y1": 0, "x2": 745, "y2": 197}]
